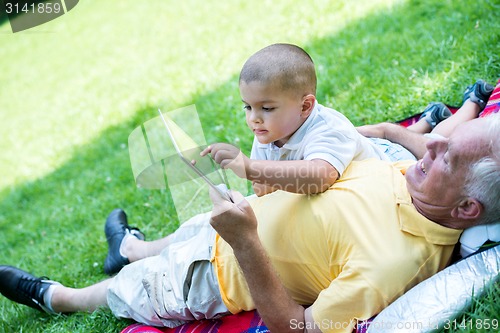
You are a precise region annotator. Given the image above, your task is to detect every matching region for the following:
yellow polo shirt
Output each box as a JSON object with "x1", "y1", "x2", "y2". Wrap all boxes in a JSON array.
[{"x1": 211, "y1": 159, "x2": 462, "y2": 333}]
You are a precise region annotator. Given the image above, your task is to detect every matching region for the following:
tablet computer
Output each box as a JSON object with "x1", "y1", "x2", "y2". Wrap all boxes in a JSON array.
[{"x1": 158, "y1": 109, "x2": 232, "y2": 202}]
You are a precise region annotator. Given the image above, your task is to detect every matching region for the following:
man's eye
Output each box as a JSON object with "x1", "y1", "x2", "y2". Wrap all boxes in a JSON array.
[
  {"x1": 443, "y1": 153, "x2": 450, "y2": 165},
  {"x1": 243, "y1": 105, "x2": 251, "y2": 111},
  {"x1": 262, "y1": 107, "x2": 274, "y2": 112}
]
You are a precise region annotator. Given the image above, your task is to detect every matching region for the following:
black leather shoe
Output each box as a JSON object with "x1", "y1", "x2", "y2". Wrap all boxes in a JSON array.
[
  {"x1": 0, "y1": 265, "x2": 57, "y2": 313},
  {"x1": 104, "y1": 209, "x2": 145, "y2": 275}
]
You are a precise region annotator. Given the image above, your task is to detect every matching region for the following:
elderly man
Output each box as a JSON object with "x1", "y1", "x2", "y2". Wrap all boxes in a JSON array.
[{"x1": 1, "y1": 114, "x2": 499, "y2": 333}]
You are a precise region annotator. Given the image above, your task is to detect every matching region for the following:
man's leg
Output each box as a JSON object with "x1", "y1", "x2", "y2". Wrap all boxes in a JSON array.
[
  {"x1": 359, "y1": 80, "x2": 494, "y2": 160},
  {"x1": 0, "y1": 265, "x2": 111, "y2": 314},
  {"x1": 104, "y1": 209, "x2": 211, "y2": 275},
  {"x1": 106, "y1": 211, "x2": 225, "y2": 327},
  {"x1": 104, "y1": 209, "x2": 176, "y2": 275},
  {"x1": 50, "y1": 279, "x2": 111, "y2": 313},
  {"x1": 431, "y1": 100, "x2": 481, "y2": 138},
  {"x1": 122, "y1": 233, "x2": 174, "y2": 263},
  {"x1": 407, "y1": 102, "x2": 452, "y2": 134},
  {"x1": 430, "y1": 79, "x2": 494, "y2": 137},
  {"x1": 1, "y1": 210, "x2": 218, "y2": 325}
]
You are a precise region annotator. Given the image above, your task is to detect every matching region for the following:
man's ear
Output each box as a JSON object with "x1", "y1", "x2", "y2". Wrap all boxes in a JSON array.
[
  {"x1": 301, "y1": 94, "x2": 316, "y2": 118},
  {"x1": 452, "y1": 198, "x2": 483, "y2": 221}
]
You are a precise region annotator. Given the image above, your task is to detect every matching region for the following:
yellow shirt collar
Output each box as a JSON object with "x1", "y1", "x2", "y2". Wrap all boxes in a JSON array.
[{"x1": 392, "y1": 160, "x2": 462, "y2": 245}]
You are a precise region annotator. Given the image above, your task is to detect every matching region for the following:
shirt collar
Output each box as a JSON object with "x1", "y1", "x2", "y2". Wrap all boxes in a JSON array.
[{"x1": 392, "y1": 165, "x2": 462, "y2": 245}]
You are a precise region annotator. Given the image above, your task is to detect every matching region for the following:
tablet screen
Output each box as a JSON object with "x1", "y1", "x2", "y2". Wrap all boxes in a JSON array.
[{"x1": 158, "y1": 109, "x2": 232, "y2": 201}]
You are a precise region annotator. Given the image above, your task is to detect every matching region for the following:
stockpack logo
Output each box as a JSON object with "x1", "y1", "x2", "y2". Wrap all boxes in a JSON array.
[{"x1": 2, "y1": 0, "x2": 79, "y2": 32}]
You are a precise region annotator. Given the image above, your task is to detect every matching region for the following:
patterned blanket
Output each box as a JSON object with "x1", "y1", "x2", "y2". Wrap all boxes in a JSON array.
[{"x1": 120, "y1": 311, "x2": 268, "y2": 333}]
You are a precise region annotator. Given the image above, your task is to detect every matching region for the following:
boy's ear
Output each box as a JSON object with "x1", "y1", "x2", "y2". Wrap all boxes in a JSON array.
[{"x1": 301, "y1": 94, "x2": 316, "y2": 117}]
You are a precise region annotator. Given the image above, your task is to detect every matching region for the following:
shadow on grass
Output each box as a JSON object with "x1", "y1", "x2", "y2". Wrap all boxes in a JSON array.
[
  {"x1": 0, "y1": 0, "x2": 499, "y2": 331},
  {"x1": 0, "y1": 9, "x2": 8, "y2": 26}
]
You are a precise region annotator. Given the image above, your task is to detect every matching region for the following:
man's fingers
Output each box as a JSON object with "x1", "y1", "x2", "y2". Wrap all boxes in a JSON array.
[
  {"x1": 209, "y1": 188, "x2": 245, "y2": 224},
  {"x1": 228, "y1": 190, "x2": 245, "y2": 205},
  {"x1": 209, "y1": 186, "x2": 229, "y2": 203}
]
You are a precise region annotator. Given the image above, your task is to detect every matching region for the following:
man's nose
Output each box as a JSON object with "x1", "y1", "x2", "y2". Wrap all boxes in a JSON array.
[{"x1": 426, "y1": 137, "x2": 448, "y2": 159}]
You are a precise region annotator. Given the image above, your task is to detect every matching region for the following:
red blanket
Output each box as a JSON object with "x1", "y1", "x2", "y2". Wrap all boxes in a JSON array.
[
  {"x1": 120, "y1": 311, "x2": 267, "y2": 333},
  {"x1": 480, "y1": 78, "x2": 500, "y2": 117},
  {"x1": 120, "y1": 310, "x2": 372, "y2": 333}
]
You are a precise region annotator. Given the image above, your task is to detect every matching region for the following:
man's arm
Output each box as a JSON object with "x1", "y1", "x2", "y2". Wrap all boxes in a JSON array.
[
  {"x1": 209, "y1": 190, "x2": 321, "y2": 333},
  {"x1": 357, "y1": 123, "x2": 429, "y2": 159}
]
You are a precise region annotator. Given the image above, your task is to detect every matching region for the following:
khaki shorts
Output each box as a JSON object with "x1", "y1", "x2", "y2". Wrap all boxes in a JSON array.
[{"x1": 107, "y1": 212, "x2": 229, "y2": 328}]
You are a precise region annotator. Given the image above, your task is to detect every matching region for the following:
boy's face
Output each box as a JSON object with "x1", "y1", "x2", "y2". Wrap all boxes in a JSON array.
[{"x1": 240, "y1": 80, "x2": 312, "y2": 147}]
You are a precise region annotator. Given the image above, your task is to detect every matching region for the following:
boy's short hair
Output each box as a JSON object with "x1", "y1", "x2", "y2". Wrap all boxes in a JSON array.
[{"x1": 239, "y1": 43, "x2": 317, "y2": 95}]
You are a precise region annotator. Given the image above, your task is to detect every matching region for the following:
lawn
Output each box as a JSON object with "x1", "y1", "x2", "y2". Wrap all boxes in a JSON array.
[{"x1": 0, "y1": 0, "x2": 499, "y2": 332}]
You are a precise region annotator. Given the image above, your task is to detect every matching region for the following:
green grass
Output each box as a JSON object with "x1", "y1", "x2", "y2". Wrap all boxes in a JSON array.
[
  {"x1": 0, "y1": 0, "x2": 499, "y2": 332},
  {"x1": 440, "y1": 282, "x2": 500, "y2": 333}
]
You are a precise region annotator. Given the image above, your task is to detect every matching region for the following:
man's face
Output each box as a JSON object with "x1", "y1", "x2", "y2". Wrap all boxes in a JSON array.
[
  {"x1": 405, "y1": 117, "x2": 490, "y2": 225},
  {"x1": 240, "y1": 80, "x2": 308, "y2": 148}
]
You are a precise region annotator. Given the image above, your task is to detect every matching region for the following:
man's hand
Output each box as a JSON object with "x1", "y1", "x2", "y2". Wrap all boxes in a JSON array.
[
  {"x1": 201, "y1": 143, "x2": 250, "y2": 179},
  {"x1": 209, "y1": 189, "x2": 257, "y2": 250},
  {"x1": 208, "y1": 187, "x2": 320, "y2": 332}
]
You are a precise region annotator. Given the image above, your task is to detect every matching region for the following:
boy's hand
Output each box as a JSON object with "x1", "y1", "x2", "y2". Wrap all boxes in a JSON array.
[{"x1": 201, "y1": 143, "x2": 250, "y2": 179}]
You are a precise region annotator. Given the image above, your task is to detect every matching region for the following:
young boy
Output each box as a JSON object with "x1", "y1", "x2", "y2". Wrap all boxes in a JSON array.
[{"x1": 202, "y1": 43, "x2": 388, "y2": 196}]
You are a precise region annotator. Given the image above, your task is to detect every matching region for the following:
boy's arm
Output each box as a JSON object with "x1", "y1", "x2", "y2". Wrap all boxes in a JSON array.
[
  {"x1": 247, "y1": 159, "x2": 339, "y2": 194},
  {"x1": 202, "y1": 143, "x2": 339, "y2": 194},
  {"x1": 252, "y1": 182, "x2": 276, "y2": 197},
  {"x1": 357, "y1": 123, "x2": 429, "y2": 159}
]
